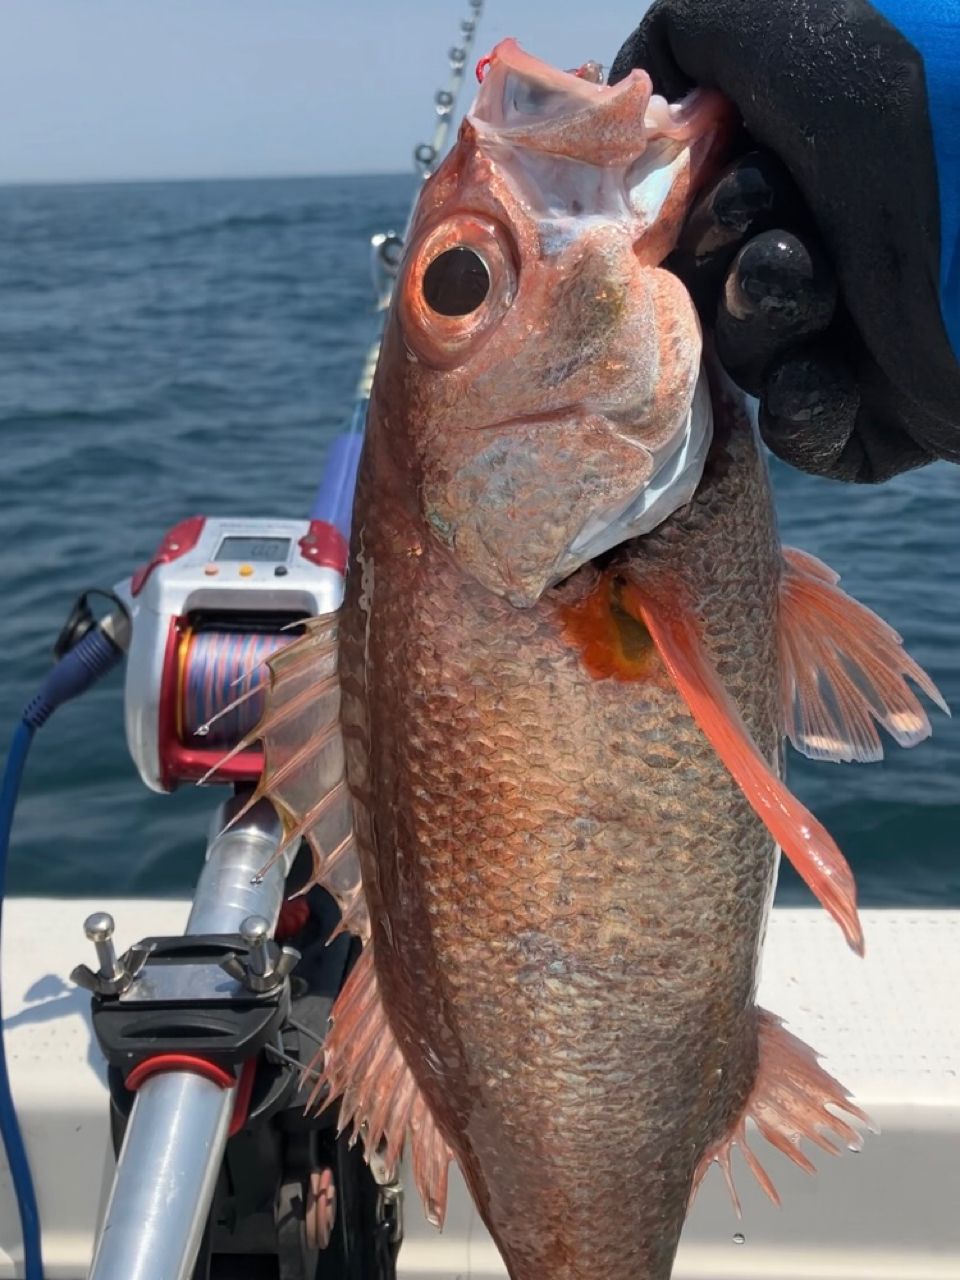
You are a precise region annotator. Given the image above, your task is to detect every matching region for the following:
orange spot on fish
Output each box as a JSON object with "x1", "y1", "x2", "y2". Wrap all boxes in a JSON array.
[{"x1": 558, "y1": 574, "x2": 657, "y2": 681}]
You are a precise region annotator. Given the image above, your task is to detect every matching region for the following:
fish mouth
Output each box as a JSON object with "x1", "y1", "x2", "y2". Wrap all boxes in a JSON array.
[
  {"x1": 471, "y1": 37, "x2": 728, "y2": 165},
  {"x1": 411, "y1": 41, "x2": 728, "y2": 609}
]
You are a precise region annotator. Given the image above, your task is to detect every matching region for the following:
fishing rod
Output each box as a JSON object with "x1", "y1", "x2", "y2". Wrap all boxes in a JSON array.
[
  {"x1": 369, "y1": 0, "x2": 485, "y2": 315},
  {"x1": 0, "y1": 6, "x2": 485, "y2": 1280},
  {"x1": 334, "y1": 5, "x2": 485, "y2": 416},
  {"x1": 332, "y1": 0, "x2": 485, "y2": 500}
]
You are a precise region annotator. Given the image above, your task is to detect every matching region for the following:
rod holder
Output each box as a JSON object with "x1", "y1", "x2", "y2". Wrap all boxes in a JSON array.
[{"x1": 87, "y1": 798, "x2": 293, "y2": 1280}]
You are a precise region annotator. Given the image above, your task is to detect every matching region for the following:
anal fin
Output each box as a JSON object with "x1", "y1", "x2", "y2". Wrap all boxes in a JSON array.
[
  {"x1": 308, "y1": 946, "x2": 454, "y2": 1228},
  {"x1": 692, "y1": 1009, "x2": 871, "y2": 1212}
]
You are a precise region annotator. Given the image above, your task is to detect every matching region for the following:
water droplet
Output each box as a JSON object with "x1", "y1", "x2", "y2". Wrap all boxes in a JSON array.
[
  {"x1": 847, "y1": 1143, "x2": 861, "y2": 1154},
  {"x1": 195, "y1": 723, "x2": 210, "y2": 737},
  {"x1": 732, "y1": 1233, "x2": 745, "y2": 1245}
]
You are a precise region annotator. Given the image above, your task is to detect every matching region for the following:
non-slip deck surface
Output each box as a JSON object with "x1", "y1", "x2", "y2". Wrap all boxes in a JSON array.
[{"x1": 2, "y1": 901, "x2": 958, "y2": 1278}]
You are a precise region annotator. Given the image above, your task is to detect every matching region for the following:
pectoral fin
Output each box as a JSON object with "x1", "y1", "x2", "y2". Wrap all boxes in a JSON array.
[
  {"x1": 622, "y1": 549, "x2": 945, "y2": 955},
  {"x1": 619, "y1": 581, "x2": 865, "y2": 954}
]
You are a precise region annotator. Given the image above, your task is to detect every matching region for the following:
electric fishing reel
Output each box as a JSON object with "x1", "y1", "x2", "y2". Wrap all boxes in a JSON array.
[{"x1": 117, "y1": 514, "x2": 347, "y2": 791}]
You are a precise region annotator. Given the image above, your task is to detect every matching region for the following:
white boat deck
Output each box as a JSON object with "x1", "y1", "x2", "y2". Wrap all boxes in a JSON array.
[{"x1": 2, "y1": 900, "x2": 959, "y2": 1278}]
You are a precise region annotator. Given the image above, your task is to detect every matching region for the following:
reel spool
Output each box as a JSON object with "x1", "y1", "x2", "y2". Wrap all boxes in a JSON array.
[
  {"x1": 178, "y1": 627, "x2": 293, "y2": 748},
  {"x1": 149, "y1": 610, "x2": 308, "y2": 789},
  {"x1": 118, "y1": 515, "x2": 347, "y2": 792}
]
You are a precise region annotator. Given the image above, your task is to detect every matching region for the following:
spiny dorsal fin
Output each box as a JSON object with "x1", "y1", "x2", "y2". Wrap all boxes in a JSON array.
[{"x1": 210, "y1": 613, "x2": 369, "y2": 941}]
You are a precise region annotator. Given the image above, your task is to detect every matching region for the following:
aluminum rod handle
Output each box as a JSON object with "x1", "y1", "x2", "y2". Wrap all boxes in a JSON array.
[
  {"x1": 189, "y1": 796, "x2": 287, "y2": 934},
  {"x1": 88, "y1": 1074, "x2": 233, "y2": 1280}
]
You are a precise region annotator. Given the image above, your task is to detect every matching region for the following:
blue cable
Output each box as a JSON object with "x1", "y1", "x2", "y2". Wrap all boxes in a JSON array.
[
  {"x1": 0, "y1": 720, "x2": 42, "y2": 1280},
  {"x1": 0, "y1": 625, "x2": 125, "y2": 1280}
]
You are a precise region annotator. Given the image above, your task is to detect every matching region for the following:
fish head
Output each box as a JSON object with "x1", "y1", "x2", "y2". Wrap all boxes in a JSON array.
[{"x1": 373, "y1": 39, "x2": 733, "y2": 606}]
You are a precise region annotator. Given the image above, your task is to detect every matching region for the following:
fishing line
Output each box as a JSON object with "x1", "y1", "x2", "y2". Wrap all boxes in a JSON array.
[{"x1": 179, "y1": 628, "x2": 294, "y2": 746}]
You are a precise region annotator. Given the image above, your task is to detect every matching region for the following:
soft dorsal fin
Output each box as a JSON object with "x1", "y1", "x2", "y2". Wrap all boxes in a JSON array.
[
  {"x1": 311, "y1": 946, "x2": 454, "y2": 1228},
  {"x1": 780, "y1": 547, "x2": 948, "y2": 763}
]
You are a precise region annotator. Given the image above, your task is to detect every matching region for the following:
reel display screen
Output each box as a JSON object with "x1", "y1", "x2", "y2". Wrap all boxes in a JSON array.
[{"x1": 215, "y1": 536, "x2": 291, "y2": 563}]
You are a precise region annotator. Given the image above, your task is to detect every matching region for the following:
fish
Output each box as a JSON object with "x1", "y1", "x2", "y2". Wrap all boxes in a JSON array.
[{"x1": 224, "y1": 39, "x2": 948, "y2": 1280}]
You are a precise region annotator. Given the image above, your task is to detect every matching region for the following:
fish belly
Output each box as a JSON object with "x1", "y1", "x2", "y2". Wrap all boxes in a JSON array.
[{"x1": 340, "y1": 420, "x2": 782, "y2": 1280}]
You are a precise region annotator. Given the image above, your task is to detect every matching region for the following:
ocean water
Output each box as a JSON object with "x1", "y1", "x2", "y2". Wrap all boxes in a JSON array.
[{"x1": 1, "y1": 174, "x2": 957, "y2": 907}]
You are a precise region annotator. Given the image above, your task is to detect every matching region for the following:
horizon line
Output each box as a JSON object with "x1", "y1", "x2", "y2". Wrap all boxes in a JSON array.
[{"x1": 0, "y1": 168, "x2": 421, "y2": 191}]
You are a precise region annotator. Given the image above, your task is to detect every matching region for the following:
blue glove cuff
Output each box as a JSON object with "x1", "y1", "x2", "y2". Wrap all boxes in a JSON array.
[{"x1": 874, "y1": 0, "x2": 960, "y2": 357}]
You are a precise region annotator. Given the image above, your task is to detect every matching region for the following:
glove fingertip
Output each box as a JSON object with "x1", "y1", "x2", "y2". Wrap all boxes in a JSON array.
[
  {"x1": 758, "y1": 347, "x2": 860, "y2": 478},
  {"x1": 716, "y1": 229, "x2": 838, "y2": 394},
  {"x1": 608, "y1": 9, "x2": 693, "y2": 97}
]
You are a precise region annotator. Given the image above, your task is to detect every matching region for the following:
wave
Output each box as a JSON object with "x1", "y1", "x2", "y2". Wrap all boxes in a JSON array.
[
  {"x1": 147, "y1": 206, "x2": 334, "y2": 243},
  {"x1": 0, "y1": 404, "x2": 159, "y2": 431}
]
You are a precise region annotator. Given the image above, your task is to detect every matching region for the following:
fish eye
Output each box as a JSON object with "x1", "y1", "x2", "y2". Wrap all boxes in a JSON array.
[
  {"x1": 422, "y1": 247, "x2": 491, "y2": 316},
  {"x1": 401, "y1": 214, "x2": 516, "y2": 367}
]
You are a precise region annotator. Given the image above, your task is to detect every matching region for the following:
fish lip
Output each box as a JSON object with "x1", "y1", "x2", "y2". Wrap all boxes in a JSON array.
[{"x1": 472, "y1": 38, "x2": 652, "y2": 132}]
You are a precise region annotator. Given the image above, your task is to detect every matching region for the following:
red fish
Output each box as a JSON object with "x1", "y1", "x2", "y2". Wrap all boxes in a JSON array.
[{"x1": 231, "y1": 40, "x2": 947, "y2": 1280}]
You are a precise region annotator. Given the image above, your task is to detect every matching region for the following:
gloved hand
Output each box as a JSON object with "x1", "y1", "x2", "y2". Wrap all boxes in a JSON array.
[{"x1": 610, "y1": 0, "x2": 960, "y2": 482}]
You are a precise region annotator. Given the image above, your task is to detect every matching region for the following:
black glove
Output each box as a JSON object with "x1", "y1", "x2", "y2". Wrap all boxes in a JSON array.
[{"x1": 610, "y1": 0, "x2": 960, "y2": 481}]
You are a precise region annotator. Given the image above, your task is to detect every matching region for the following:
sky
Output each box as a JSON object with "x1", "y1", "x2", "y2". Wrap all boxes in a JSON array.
[{"x1": 0, "y1": 1, "x2": 646, "y2": 184}]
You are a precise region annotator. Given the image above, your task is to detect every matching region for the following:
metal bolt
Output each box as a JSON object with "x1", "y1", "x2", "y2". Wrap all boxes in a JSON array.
[
  {"x1": 241, "y1": 914, "x2": 272, "y2": 976},
  {"x1": 84, "y1": 911, "x2": 114, "y2": 943},
  {"x1": 83, "y1": 911, "x2": 124, "y2": 981}
]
